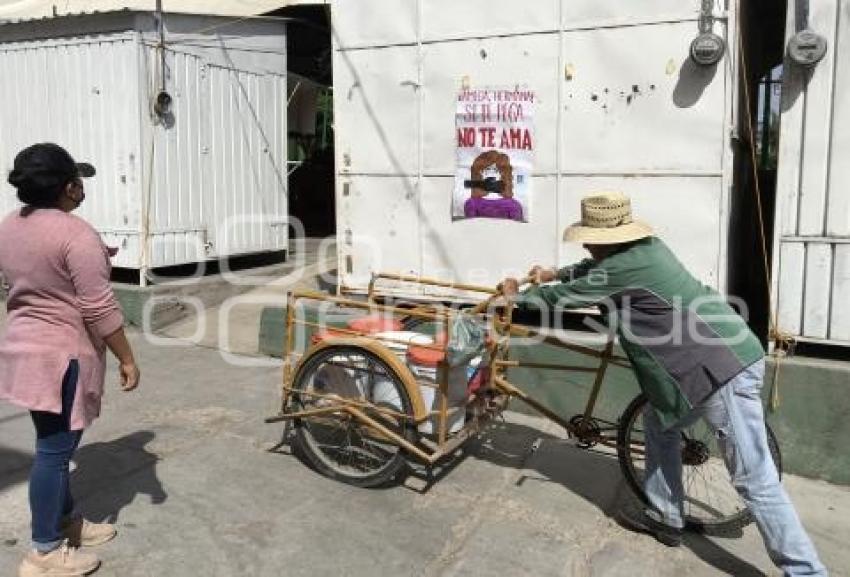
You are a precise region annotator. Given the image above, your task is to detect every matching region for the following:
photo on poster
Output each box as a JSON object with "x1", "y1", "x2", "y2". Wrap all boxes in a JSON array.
[{"x1": 453, "y1": 86, "x2": 535, "y2": 223}]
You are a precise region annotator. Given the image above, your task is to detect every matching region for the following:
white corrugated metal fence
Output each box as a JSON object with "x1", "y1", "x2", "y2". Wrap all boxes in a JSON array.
[
  {"x1": 773, "y1": 0, "x2": 850, "y2": 346},
  {"x1": 0, "y1": 13, "x2": 288, "y2": 273}
]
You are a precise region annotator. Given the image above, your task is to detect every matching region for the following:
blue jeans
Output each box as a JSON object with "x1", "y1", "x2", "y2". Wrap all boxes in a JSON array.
[
  {"x1": 643, "y1": 359, "x2": 827, "y2": 576},
  {"x1": 29, "y1": 360, "x2": 83, "y2": 553}
]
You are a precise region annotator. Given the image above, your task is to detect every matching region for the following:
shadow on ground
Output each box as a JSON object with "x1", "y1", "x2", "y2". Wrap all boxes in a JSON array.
[
  {"x1": 263, "y1": 415, "x2": 769, "y2": 576},
  {"x1": 71, "y1": 431, "x2": 167, "y2": 523},
  {"x1": 0, "y1": 445, "x2": 32, "y2": 493},
  {"x1": 467, "y1": 420, "x2": 767, "y2": 577}
]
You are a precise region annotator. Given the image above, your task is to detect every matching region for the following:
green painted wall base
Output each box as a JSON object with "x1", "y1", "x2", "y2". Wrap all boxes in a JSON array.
[
  {"x1": 761, "y1": 356, "x2": 850, "y2": 486},
  {"x1": 114, "y1": 266, "x2": 286, "y2": 330},
  {"x1": 113, "y1": 285, "x2": 188, "y2": 330},
  {"x1": 258, "y1": 305, "x2": 850, "y2": 485}
]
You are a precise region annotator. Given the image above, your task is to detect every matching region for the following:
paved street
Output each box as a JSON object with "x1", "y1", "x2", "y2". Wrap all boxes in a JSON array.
[{"x1": 1, "y1": 331, "x2": 848, "y2": 576}]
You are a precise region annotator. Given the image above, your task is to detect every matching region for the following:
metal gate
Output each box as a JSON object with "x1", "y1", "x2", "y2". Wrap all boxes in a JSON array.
[
  {"x1": 333, "y1": 0, "x2": 739, "y2": 296},
  {"x1": 772, "y1": 0, "x2": 850, "y2": 346}
]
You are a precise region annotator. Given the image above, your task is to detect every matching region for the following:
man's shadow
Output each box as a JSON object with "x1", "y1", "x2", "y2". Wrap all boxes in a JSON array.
[
  {"x1": 71, "y1": 431, "x2": 167, "y2": 523},
  {"x1": 467, "y1": 419, "x2": 767, "y2": 577}
]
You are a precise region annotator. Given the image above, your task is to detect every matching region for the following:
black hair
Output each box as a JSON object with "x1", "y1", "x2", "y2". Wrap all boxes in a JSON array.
[
  {"x1": 6, "y1": 143, "x2": 92, "y2": 209},
  {"x1": 7, "y1": 169, "x2": 66, "y2": 208}
]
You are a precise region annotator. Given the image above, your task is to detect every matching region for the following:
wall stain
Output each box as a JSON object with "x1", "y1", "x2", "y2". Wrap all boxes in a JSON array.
[{"x1": 587, "y1": 83, "x2": 655, "y2": 111}]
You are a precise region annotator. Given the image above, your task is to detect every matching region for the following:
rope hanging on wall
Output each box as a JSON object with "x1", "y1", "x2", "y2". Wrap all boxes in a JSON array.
[{"x1": 736, "y1": 18, "x2": 796, "y2": 412}]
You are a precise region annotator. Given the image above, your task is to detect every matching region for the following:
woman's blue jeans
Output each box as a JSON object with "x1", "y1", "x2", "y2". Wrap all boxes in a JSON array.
[{"x1": 29, "y1": 360, "x2": 83, "y2": 553}]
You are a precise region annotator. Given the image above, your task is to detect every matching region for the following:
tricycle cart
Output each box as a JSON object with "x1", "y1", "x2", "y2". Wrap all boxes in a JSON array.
[{"x1": 266, "y1": 273, "x2": 781, "y2": 535}]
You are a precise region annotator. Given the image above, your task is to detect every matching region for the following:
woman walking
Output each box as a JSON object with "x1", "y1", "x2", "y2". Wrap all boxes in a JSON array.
[{"x1": 0, "y1": 143, "x2": 140, "y2": 576}]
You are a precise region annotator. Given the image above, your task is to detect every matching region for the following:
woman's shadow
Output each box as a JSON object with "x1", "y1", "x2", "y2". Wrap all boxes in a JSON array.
[
  {"x1": 71, "y1": 431, "x2": 167, "y2": 523},
  {"x1": 467, "y1": 419, "x2": 767, "y2": 577}
]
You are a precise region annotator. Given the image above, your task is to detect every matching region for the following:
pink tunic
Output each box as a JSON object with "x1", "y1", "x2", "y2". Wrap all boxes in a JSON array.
[{"x1": 0, "y1": 208, "x2": 124, "y2": 430}]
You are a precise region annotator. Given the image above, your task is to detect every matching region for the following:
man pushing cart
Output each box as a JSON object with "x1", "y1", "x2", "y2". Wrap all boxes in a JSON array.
[{"x1": 500, "y1": 192, "x2": 825, "y2": 576}]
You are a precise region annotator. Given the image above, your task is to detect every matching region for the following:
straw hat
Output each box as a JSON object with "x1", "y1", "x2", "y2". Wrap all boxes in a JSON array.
[{"x1": 563, "y1": 192, "x2": 653, "y2": 244}]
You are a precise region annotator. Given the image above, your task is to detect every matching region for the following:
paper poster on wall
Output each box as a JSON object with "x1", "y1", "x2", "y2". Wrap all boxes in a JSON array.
[{"x1": 453, "y1": 86, "x2": 535, "y2": 223}]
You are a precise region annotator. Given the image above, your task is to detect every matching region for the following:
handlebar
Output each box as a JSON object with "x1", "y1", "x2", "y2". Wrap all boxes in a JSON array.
[
  {"x1": 368, "y1": 271, "x2": 541, "y2": 317},
  {"x1": 369, "y1": 272, "x2": 500, "y2": 296},
  {"x1": 468, "y1": 275, "x2": 537, "y2": 316}
]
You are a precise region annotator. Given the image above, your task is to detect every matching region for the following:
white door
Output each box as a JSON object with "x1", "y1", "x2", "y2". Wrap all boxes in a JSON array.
[{"x1": 205, "y1": 64, "x2": 288, "y2": 259}]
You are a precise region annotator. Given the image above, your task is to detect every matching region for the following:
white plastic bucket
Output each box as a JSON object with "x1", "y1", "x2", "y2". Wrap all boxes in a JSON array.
[
  {"x1": 407, "y1": 352, "x2": 479, "y2": 436},
  {"x1": 372, "y1": 331, "x2": 434, "y2": 364},
  {"x1": 311, "y1": 331, "x2": 431, "y2": 408}
]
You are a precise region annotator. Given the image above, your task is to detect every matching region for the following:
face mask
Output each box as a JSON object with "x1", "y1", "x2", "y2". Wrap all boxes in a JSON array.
[{"x1": 67, "y1": 180, "x2": 85, "y2": 208}]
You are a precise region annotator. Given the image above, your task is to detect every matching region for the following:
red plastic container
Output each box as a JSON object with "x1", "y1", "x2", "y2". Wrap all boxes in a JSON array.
[{"x1": 346, "y1": 316, "x2": 404, "y2": 334}]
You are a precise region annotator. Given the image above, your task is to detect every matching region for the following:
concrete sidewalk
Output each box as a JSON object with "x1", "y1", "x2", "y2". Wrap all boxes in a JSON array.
[
  {"x1": 1, "y1": 332, "x2": 848, "y2": 576},
  {"x1": 155, "y1": 238, "x2": 336, "y2": 356}
]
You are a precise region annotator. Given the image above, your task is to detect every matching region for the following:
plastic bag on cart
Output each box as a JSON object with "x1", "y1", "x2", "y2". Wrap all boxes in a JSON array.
[{"x1": 446, "y1": 312, "x2": 487, "y2": 367}]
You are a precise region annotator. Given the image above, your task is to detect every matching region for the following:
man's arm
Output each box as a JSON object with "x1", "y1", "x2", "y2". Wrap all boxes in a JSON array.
[
  {"x1": 555, "y1": 258, "x2": 595, "y2": 283},
  {"x1": 516, "y1": 261, "x2": 620, "y2": 310},
  {"x1": 525, "y1": 258, "x2": 594, "y2": 284}
]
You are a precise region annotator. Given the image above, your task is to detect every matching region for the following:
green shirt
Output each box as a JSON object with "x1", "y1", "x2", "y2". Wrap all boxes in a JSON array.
[{"x1": 517, "y1": 237, "x2": 764, "y2": 428}]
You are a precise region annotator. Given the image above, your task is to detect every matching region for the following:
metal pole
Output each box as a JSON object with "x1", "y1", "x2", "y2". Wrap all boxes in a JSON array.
[
  {"x1": 699, "y1": 0, "x2": 714, "y2": 34},
  {"x1": 796, "y1": 0, "x2": 810, "y2": 31},
  {"x1": 760, "y1": 74, "x2": 772, "y2": 168},
  {"x1": 581, "y1": 340, "x2": 613, "y2": 421},
  {"x1": 321, "y1": 89, "x2": 330, "y2": 150},
  {"x1": 156, "y1": 0, "x2": 166, "y2": 93},
  {"x1": 281, "y1": 294, "x2": 297, "y2": 412}
]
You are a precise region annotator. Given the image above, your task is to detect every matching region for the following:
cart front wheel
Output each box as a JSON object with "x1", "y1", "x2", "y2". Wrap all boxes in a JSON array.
[
  {"x1": 616, "y1": 393, "x2": 782, "y2": 535},
  {"x1": 291, "y1": 345, "x2": 418, "y2": 488}
]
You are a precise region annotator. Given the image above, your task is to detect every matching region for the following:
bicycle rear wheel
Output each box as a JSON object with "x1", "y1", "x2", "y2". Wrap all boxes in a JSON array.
[{"x1": 616, "y1": 393, "x2": 782, "y2": 535}]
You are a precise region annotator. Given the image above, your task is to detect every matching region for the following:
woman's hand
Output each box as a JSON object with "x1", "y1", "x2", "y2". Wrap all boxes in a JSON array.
[
  {"x1": 119, "y1": 361, "x2": 140, "y2": 392},
  {"x1": 527, "y1": 265, "x2": 556, "y2": 283},
  {"x1": 103, "y1": 328, "x2": 139, "y2": 391}
]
